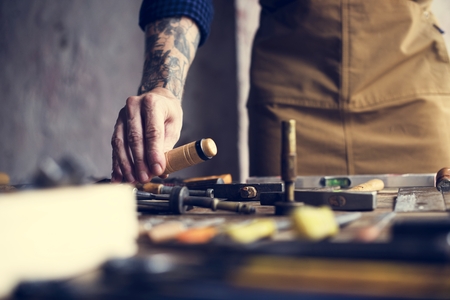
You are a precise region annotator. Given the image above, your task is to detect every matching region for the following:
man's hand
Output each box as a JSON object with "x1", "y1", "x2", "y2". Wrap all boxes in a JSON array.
[
  {"x1": 111, "y1": 17, "x2": 199, "y2": 183},
  {"x1": 111, "y1": 88, "x2": 182, "y2": 183}
]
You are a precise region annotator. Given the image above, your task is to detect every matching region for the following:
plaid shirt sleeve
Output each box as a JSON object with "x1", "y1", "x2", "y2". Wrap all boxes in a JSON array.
[{"x1": 139, "y1": 0, "x2": 214, "y2": 47}]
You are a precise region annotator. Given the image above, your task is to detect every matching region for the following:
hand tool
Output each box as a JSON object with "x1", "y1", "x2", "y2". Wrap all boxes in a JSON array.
[
  {"x1": 213, "y1": 183, "x2": 283, "y2": 201},
  {"x1": 436, "y1": 167, "x2": 450, "y2": 192},
  {"x1": 136, "y1": 186, "x2": 256, "y2": 214},
  {"x1": 162, "y1": 138, "x2": 217, "y2": 176},
  {"x1": 183, "y1": 173, "x2": 232, "y2": 184},
  {"x1": 394, "y1": 167, "x2": 450, "y2": 212},
  {"x1": 247, "y1": 173, "x2": 435, "y2": 188},
  {"x1": 274, "y1": 120, "x2": 304, "y2": 215},
  {"x1": 139, "y1": 182, "x2": 214, "y2": 197},
  {"x1": 260, "y1": 180, "x2": 379, "y2": 210},
  {"x1": 294, "y1": 190, "x2": 377, "y2": 211},
  {"x1": 141, "y1": 174, "x2": 229, "y2": 191},
  {"x1": 355, "y1": 212, "x2": 397, "y2": 242}
]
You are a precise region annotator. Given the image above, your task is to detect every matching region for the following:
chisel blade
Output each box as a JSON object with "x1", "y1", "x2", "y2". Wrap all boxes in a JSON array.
[{"x1": 394, "y1": 187, "x2": 446, "y2": 212}]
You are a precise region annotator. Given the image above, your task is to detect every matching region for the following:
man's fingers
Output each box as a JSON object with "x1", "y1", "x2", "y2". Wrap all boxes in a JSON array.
[
  {"x1": 111, "y1": 108, "x2": 135, "y2": 182},
  {"x1": 142, "y1": 94, "x2": 167, "y2": 176},
  {"x1": 125, "y1": 96, "x2": 151, "y2": 182}
]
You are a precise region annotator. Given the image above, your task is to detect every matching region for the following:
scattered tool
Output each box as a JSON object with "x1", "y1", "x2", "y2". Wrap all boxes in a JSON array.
[
  {"x1": 274, "y1": 120, "x2": 303, "y2": 215},
  {"x1": 355, "y1": 212, "x2": 397, "y2": 242},
  {"x1": 183, "y1": 173, "x2": 232, "y2": 185},
  {"x1": 261, "y1": 179, "x2": 380, "y2": 211},
  {"x1": 214, "y1": 183, "x2": 283, "y2": 201},
  {"x1": 247, "y1": 173, "x2": 435, "y2": 188},
  {"x1": 139, "y1": 182, "x2": 213, "y2": 197},
  {"x1": 295, "y1": 178, "x2": 381, "y2": 211},
  {"x1": 136, "y1": 186, "x2": 256, "y2": 214},
  {"x1": 294, "y1": 190, "x2": 377, "y2": 211},
  {"x1": 436, "y1": 167, "x2": 450, "y2": 192},
  {"x1": 394, "y1": 167, "x2": 450, "y2": 212},
  {"x1": 162, "y1": 138, "x2": 217, "y2": 176}
]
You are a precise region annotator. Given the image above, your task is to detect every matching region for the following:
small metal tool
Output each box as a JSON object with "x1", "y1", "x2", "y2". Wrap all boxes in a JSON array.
[
  {"x1": 140, "y1": 182, "x2": 213, "y2": 197},
  {"x1": 275, "y1": 120, "x2": 303, "y2": 215},
  {"x1": 136, "y1": 187, "x2": 255, "y2": 214},
  {"x1": 214, "y1": 183, "x2": 283, "y2": 201},
  {"x1": 395, "y1": 167, "x2": 450, "y2": 212},
  {"x1": 395, "y1": 187, "x2": 446, "y2": 212}
]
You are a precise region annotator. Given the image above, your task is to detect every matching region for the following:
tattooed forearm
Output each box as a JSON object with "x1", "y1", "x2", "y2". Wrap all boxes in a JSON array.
[{"x1": 138, "y1": 17, "x2": 200, "y2": 99}]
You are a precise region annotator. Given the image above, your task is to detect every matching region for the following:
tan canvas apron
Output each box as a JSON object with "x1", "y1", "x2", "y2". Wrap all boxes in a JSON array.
[{"x1": 248, "y1": 0, "x2": 450, "y2": 176}]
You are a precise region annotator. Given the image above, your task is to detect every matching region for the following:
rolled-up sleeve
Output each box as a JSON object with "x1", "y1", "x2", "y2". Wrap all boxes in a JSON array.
[{"x1": 139, "y1": 0, "x2": 214, "y2": 46}]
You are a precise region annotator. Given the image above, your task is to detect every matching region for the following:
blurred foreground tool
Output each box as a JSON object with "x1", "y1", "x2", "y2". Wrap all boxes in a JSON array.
[
  {"x1": 355, "y1": 212, "x2": 397, "y2": 242},
  {"x1": 0, "y1": 184, "x2": 138, "y2": 298},
  {"x1": 162, "y1": 138, "x2": 217, "y2": 176},
  {"x1": 274, "y1": 120, "x2": 303, "y2": 215},
  {"x1": 247, "y1": 173, "x2": 435, "y2": 188},
  {"x1": 226, "y1": 206, "x2": 360, "y2": 244},
  {"x1": 292, "y1": 206, "x2": 361, "y2": 240},
  {"x1": 146, "y1": 218, "x2": 225, "y2": 243},
  {"x1": 136, "y1": 186, "x2": 256, "y2": 214},
  {"x1": 33, "y1": 157, "x2": 86, "y2": 188},
  {"x1": 231, "y1": 256, "x2": 450, "y2": 299},
  {"x1": 395, "y1": 167, "x2": 450, "y2": 212}
]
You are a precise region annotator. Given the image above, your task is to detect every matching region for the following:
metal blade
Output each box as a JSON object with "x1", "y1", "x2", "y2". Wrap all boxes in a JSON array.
[{"x1": 394, "y1": 187, "x2": 446, "y2": 212}]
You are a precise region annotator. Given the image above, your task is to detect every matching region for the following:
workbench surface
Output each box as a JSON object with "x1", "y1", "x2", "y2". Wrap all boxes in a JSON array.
[{"x1": 132, "y1": 189, "x2": 450, "y2": 300}]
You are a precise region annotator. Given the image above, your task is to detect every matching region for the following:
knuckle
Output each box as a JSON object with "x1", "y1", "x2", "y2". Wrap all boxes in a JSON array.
[
  {"x1": 144, "y1": 126, "x2": 163, "y2": 142},
  {"x1": 125, "y1": 96, "x2": 140, "y2": 107},
  {"x1": 111, "y1": 136, "x2": 124, "y2": 149},
  {"x1": 127, "y1": 129, "x2": 143, "y2": 146}
]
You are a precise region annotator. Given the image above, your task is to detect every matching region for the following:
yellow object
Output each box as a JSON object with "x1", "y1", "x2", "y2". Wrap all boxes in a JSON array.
[
  {"x1": 291, "y1": 206, "x2": 338, "y2": 240},
  {"x1": 226, "y1": 219, "x2": 277, "y2": 244},
  {"x1": 0, "y1": 172, "x2": 10, "y2": 185}
]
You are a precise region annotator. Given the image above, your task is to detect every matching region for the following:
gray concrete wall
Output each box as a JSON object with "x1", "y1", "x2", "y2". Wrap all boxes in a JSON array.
[{"x1": 0, "y1": 0, "x2": 239, "y2": 184}]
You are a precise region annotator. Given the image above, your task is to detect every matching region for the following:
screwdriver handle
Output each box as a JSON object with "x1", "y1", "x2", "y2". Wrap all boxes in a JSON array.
[
  {"x1": 349, "y1": 179, "x2": 384, "y2": 191},
  {"x1": 163, "y1": 138, "x2": 217, "y2": 176}
]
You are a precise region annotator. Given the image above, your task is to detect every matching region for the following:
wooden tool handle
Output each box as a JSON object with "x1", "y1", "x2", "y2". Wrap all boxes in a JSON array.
[
  {"x1": 141, "y1": 182, "x2": 163, "y2": 194},
  {"x1": 163, "y1": 138, "x2": 217, "y2": 176},
  {"x1": 349, "y1": 179, "x2": 384, "y2": 191},
  {"x1": 0, "y1": 172, "x2": 10, "y2": 185},
  {"x1": 183, "y1": 174, "x2": 232, "y2": 184}
]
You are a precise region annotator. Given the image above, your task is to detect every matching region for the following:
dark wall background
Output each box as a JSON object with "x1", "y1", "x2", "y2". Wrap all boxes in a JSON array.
[{"x1": 0, "y1": 0, "x2": 239, "y2": 184}]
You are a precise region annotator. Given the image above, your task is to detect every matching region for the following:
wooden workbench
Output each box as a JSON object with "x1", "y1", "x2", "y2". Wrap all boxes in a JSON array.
[{"x1": 134, "y1": 188, "x2": 450, "y2": 300}]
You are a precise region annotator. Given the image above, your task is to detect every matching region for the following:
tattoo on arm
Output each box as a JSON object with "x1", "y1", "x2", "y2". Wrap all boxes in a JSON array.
[{"x1": 139, "y1": 17, "x2": 200, "y2": 99}]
